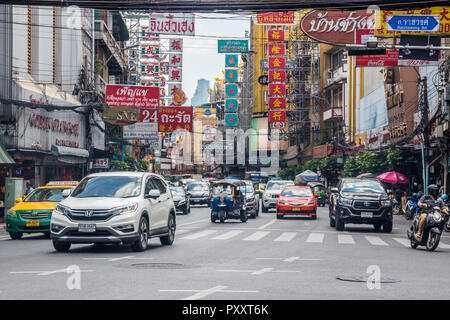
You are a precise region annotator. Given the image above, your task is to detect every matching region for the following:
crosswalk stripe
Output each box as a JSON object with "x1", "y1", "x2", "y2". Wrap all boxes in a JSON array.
[
  {"x1": 242, "y1": 231, "x2": 270, "y2": 241},
  {"x1": 181, "y1": 230, "x2": 217, "y2": 240},
  {"x1": 365, "y1": 236, "x2": 389, "y2": 246},
  {"x1": 274, "y1": 232, "x2": 297, "y2": 242},
  {"x1": 439, "y1": 243, "x2": 450, "y2": 249},
  {"x1": 393, "y1": 238, "x2": 410, "y2": 247},
  {"x1": 175, "y1": 229, "x2": 192, "y2": 236},
  {"x1": 212, "y1": 230, "x2": 244, "y2": 240},
  {"x1": 306, "y1": 233, "x2": 324, "y2": 243},
  {"x1": 338, "y1": 234, "x2": 355, "y2": 244}
]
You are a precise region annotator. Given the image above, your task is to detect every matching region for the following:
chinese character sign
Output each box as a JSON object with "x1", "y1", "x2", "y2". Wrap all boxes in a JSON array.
[
  {"x1": 269, "y1": 110, "x2": 286, "y2": 122},
  {"x1": 225, "y1": 55, "x2": 239, "y2": 68},
  {"x1": 225, "y1": 69, "x2": 238, "y2": 83},
  {"x1": 225, "y1": 84, "x2": 238, "y2": 97},
  {"x1": 158, "y1": 107, "x2": 193, "y2": 132},
  {"x1": 268, "y1": 29, "x2": 285, "y2": 42},
  {"x1": 268, "y1": 70, "x2": 286, "y2": 82},
  {"x1": 225, "y1": 113, "x2": 239, "y2": 127},
  {"x1": 268, "y1": 43, "x2": 286, "y2": 56},
  {"x1": 269, "y1": 83, "x2": 286, "y2": 96},
  {"x1": 269, "y1": 97, "x2": 286, "y2": 109},
  {"x1": 149, "y1": 13, "x2": 195, "y2": 36},
  {"x1": 169, "y1": 53, "x2": 183, "y2": 67},
  {"x1": 169, "y1": 38, "x2": 183, "y2": 51},
  {"x1": 268, "y1": 57, "x2": 286, "y2": 69},
  {"x1": 225, "y1": 99, "x2": 239, "y2": 112},
  {"x1": 168, "y1": 67, "x2": 182, "y2": 82}
]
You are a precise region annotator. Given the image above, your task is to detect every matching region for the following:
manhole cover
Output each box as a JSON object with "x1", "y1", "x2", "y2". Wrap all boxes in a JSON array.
[
  {"x1": 336, "y1": 275, "x2": 400, "y2": 283},
  {"x1": 119, "y1": 263, "x2": 199, "y2": 270}
]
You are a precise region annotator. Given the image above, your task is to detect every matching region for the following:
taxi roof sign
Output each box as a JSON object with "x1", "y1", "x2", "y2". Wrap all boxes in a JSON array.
[{"x1": 46, "y1": 181, "x2": 79, "y2": 186}]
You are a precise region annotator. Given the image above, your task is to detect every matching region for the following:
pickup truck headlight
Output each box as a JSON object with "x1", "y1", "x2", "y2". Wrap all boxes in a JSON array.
[
  {"x1": 380, "y1": 200, "x2": 391, "y2": 207},
  {"x1": 7, "y1": 209, "x2": 16, "y2": 218},
  {"x1": 339, "y1": 198, "x2": 353, "y2": 206}
]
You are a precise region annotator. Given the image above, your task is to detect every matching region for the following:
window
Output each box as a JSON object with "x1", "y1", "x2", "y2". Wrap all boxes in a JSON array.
[
  {"x1": 330, "y1": 50, "x2": 344, "y2": 71},
  {"x1": 152, "y1": 178, "x2": 167, "y2": 194},
  {"x1": 145, "y1": 178, "x2": 158, "y2": 195}
]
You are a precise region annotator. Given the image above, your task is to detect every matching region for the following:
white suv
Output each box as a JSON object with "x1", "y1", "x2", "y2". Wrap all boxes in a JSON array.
[{"x1": 50, "y1": 172, "x2": 176, "y2": 252}]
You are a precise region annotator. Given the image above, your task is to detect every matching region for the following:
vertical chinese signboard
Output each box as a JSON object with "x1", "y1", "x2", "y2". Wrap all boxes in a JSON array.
[{"x1": 267, "y1": 30, "x2": 286, "y2": 124}]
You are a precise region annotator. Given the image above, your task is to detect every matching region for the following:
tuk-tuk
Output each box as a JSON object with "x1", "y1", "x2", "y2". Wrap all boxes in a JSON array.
[
  {"x1": 210, "y1": 180, "x2": 248, "y2": 223},
  {"x1": 308, "y1": 182, "x2": 326, "y2": 207}
]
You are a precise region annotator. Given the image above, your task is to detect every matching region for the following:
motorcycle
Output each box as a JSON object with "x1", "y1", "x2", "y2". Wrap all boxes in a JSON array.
[
  {"x1": 404, "y1": 199, "x2": 419, "y2": 220},
  {"x1": 391, "y1": 198, "x2": 403, "y2": 215},
  {"x1": 407, "y1": 206, "x2": 449, "y2": 251}
]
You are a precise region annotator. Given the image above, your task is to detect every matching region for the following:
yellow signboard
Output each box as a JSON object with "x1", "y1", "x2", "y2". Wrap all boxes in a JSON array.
[
  {"x1": 375, "y1": 7, "x2": 450, "y2": 36},
  {"x1": 194, "y1": 107, "x2": 218, "y2": 125}
]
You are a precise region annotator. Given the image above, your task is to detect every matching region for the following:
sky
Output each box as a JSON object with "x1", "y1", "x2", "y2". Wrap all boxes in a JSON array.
[{"x1": 180, "y1": 13, "x2": 251, "y2": 103}]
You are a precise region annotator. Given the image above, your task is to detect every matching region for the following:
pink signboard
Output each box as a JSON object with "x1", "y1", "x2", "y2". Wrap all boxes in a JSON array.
[{"x1": 106, "y1": 85, "x2": 159, "y2": 108}]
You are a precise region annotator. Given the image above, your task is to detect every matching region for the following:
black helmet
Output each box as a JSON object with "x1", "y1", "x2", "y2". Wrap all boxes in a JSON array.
[{"x1": 428, "y1": 184, "x2": 439, "y2": 196}]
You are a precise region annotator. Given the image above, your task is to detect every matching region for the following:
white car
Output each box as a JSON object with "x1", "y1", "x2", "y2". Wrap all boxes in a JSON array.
[
  {"x1": 50, "y1": 172, "x2": 176, "y2": 252},
  {"x1": 261, "y1": 180, "x2": 294, "y2": 212}
]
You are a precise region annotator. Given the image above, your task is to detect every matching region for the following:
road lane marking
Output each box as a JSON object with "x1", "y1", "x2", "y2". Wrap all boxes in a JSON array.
[
  {"x1": 338, "y1": 234, "x2": 355, "y2": 244},
  {"x1": 10, "y1": 269, "x2": 93, "y2": 276},
  {"x1": 283, "y1": 256, "x2": 299, "y2": 262},
  {"x1": 181, "y1": 230, "x2": 217, "y2": 240},
  {"x1": 365, "y1": 236, "x2": 389, "y2": 246},
  {"x1": 258, "y1": 219, "x2": 276, "y2": 230},
  {"x1": 274, "y1": 232, "x2": 297, "y2": 242},
  {"x1": 306, "y1": 233, "x2": 324, "y2": 243},
  {"x1": 182, "y1": 286, "x2": 228, "y2": 300},
  {"x1": 177, "y1": 219, "x2": 209, "y2": 227},
  {"x1": 242, "y1": 231, "x2": 270, "y2": 241},
  {"x1": 439, "y1": 243, "x2": 450, "y2": 249},
  {"x1": 175, "y1": 229, "x2": 191, "y2": 235},
  {"x1": 393, "y1": 238, "x2": 410, "y2": 247},
  {"x1": 212, "y1": 230, "x2": 243, "y2": 240},
  {"x1": 252, "y1": 268, "x2": 273, "y2": 275}
]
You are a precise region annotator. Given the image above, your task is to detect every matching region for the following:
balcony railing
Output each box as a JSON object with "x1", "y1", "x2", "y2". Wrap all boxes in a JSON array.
[
  {"x1": 326, "y1": 64, "x2": 346, "y2": 87},
  {"x1": 95, "y1": 20, "x2": 127, "y2": 73},
  {"x1": 323, "y1": 107, "x2": 343, "y2": 121}
]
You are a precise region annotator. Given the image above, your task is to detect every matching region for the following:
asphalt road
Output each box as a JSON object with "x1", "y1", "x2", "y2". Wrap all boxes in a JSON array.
[{"x1": 1, "y1": 203, "x2": 450, "y2": 300}]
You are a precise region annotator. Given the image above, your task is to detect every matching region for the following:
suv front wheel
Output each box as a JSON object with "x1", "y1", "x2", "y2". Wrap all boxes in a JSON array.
[
  {"x1": 132, "y1": 216, "x2": 149, "y2": 252},
  {"x1": 160, "y1": 213, "x2": 176, "y2": 246},
  {"x1": 53, "y1": 239, "x2": 71, "y2": 252}
]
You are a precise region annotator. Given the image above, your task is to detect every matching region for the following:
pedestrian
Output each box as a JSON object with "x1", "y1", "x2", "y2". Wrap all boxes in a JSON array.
[
  {"x1": 25, "y1": 182, "x2": 34, "y2": 196},
  {"x1": 401, "y1": 191, "x2": 408, "y2": 211}
]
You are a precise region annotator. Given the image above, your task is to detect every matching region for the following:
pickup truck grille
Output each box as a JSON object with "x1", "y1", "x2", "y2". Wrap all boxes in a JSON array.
[{"x1": 353, "y1": 201, "x2": 380, "y2": 210}]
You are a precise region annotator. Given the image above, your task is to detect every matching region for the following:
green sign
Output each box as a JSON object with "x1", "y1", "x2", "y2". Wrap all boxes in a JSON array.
[{"x1": 218, "y1": 40, "x2": 248, "y2": 53}]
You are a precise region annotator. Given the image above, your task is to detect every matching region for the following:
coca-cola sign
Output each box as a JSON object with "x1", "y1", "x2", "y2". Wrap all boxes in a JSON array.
[
  {"x1": 106, "y1": 85, "x2": 159, "y2": 108},
  {"x1": 300, "y1": 9, "x2": 376, "y2": 46}
]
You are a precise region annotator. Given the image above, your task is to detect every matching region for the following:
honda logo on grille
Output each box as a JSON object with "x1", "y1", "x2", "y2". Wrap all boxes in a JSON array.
[{"x1": 85, "y1": 210, "x2": 94, "y2": 217}]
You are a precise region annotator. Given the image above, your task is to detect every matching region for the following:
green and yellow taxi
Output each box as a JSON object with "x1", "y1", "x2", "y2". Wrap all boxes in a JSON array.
[{"x1": 6, "y1": 181, "x2": 78, "y2": 239}]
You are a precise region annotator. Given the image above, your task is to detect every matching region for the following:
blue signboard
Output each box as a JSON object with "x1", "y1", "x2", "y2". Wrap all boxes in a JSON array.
[
  {"x1": 225, "y1": 55, "x2": 239, "y2": 68},
  {"x1": 387, "y1": 15, "x2": 440, "y2": 32},
  {"x1": 218, "y1": 40, "x2": 249, "y2": 53},
  {"x1": 225, "y1": 69, "x2": 238, "y2": 83},
  {"x1": 225, "y1": 84, "x2": 238, "y2": 97},
  {"x1": 225, "y1": 99, "x2": 239, "y2": 112},
  {"x1": 225, "y1": 113, "x2": 239, "y2": 127}
]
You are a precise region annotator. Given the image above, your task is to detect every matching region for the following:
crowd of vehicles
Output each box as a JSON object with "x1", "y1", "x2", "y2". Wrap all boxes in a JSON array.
[{"x1": 4, "y1": 171, "x2": 450, "y2": 253}]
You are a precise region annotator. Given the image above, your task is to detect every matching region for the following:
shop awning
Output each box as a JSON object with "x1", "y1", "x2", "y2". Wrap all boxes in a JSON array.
[
  {"x1": 0, "y1": 141, "x2": 15, "y2": 164},
  {"x1": 51, "y1": 145, "x2": 89, "y2": 164}
]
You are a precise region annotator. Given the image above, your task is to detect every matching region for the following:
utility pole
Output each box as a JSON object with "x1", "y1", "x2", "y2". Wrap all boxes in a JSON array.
[{"x1": 419, "y1": 76, "x2": 430, "y2": 194}]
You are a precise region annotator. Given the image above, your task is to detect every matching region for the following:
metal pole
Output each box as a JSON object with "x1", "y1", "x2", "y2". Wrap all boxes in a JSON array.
[
  {"x1": 91, "y1": 9, "x2": 95, "y2": 88},
  {"x1": 421, "y1": 142, "x2": 427, "y2": 195},
  {"x1": 122, "y1": 143, "x2": 125, "y2": 162}
]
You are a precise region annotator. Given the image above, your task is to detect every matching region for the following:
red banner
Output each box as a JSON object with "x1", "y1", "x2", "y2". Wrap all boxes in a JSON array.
[
  {"x1": 269, "y1": 110, "x2": 286, "y2": 122},
  {"x1": 256, "y1": 11, "x2": 297, "y2": 25},
  {"x1": 268, "y1": 43, "x2": 285, "y2": 56},
  {"x1": 157, "y1": 107, "x2": 193, "y2": 132},
  {"x1": 268, "y1": 29, "x2": 285, "y2": 42},
  {"x1": 106, "y1": 85, "x2": 159, "y2": 108},
  {"x1": 269, "y1": 83, "x2": 286, "y2": 96},
  {"x1": 269, "y1": 57, "x2": 286, "y2": 69},
  {"x1": 268, "y1": 70, "x2": 286, "y2": 82},
  {"x1": 269, "y1": 97, "x2": 286, "y2": 109}
]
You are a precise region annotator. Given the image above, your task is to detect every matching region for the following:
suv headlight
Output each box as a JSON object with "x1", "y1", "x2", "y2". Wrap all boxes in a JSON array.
[
  {"x1": 340, "y1": 198, "x2": 353, "y2": 206},
  {"x1": 54, "y1": 204, "x2": 68, "y2": 215},
  {"x1": 7, "y1": 209, "x2": 16, "y2": 218},
  {"x1": 117, "y1": 203, "x2": 138, "y2": 215}
]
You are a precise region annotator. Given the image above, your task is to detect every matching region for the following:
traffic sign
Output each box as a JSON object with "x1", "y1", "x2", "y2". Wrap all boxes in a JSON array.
[{"x1": 387, "y1": 15, "x2": 440, "y2": 32}]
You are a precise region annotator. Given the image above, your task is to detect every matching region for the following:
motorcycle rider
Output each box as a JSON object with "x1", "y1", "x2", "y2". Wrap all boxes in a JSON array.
[{"x1": 415, "y1": 185, "x2": 449, "y2": 240}]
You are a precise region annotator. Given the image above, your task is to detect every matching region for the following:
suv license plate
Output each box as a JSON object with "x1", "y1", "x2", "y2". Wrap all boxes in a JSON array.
[
  {"x1": 361, "y1": 212, "x2": 373, "y2": 218},
  {"x1": 78, "y1": 224, "x2": 96, "y2": 233}
]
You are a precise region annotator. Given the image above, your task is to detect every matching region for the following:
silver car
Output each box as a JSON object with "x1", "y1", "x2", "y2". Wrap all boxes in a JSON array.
[{"x1": 261, "y1": 180, "x2": 294, "y2": 212}]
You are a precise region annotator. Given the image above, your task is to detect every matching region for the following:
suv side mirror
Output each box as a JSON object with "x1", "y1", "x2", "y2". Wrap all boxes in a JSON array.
[
  {"x1": 331, "y1": 187, "x2": 339, "y2": 193},
  {"x1": 62, "y1": 189, "x2": 71, "y2": 198},
  {"x1": 146, "y1": 189, "x2": 161, "y2": 199}
]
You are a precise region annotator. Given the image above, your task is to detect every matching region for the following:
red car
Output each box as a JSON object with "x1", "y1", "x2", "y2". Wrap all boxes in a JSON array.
[{"x1": 276, "y1": 185, "x2": 317, "y2": 219}]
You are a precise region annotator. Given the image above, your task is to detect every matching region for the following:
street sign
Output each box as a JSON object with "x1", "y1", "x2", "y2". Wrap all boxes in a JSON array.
[
  {"x1": 218, "y1": 40, "x2": 248, "y2": 53},
  {"x1": 387, "y1": 15, "x2": 440, "y2": 32},
  {"x1": 123, "y1": 123, "x2": 159, "y2": 140}
]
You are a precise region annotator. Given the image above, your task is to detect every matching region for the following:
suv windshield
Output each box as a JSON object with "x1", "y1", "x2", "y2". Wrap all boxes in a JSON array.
[
  {"x1": 71, "y1": 176, "x2": 142, "y2": 198},
  {"x1": 341, "y1": 180, "x2": 385, "y2": 194},
  {"x1": 24, "y1": 188, "x2": 73, "y2": 202},
  {"x1": 281, "y1": 188, "x2": 313, "y2": 197},
  {"x1": 266, "y1": 181, "x2": 293, "y2": 190},
  {"x1": 187, "y1": 183, "x2": 209, "y2": 192}
]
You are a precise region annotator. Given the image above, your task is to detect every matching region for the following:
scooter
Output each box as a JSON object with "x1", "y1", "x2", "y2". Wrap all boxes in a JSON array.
[
  {"x1": 407, "y1": 206, "x2": 449, "y2": 251},
  {"x1": 404, "y1": 199, "x2": 419, "y2": 220},
  {"x1": 391, "y1": 198, "x2": 403, "y2": 215}
]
